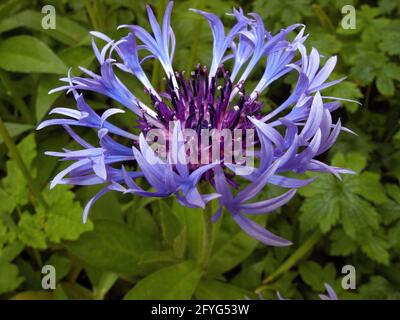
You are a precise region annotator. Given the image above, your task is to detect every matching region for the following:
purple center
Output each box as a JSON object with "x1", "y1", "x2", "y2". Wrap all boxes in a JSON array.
[
  {"x1": 138, "y1": 65, "x2": 263, "y2": 182},
  {"x1": 141, "y1": 65, "x2": 263, "y2": 132}
]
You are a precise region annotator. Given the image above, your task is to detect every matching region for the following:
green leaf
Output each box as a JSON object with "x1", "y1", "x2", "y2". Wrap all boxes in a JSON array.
[
  {"x1": 0, "y1": 36, "x2": 67, "y2": 74},
  {"x1": 332, "y1": 152, "x2": 367, "y2": 172},
  {"x1": 172, "y1": 200, "x2": 205, "y2": 261},
  {"x1": 208, "y1": 213, "x2": 265, "y2": 275},
  {"x1": 0, "y1": 122, "x2": 33, "y2": 144},
  {"x1": 361, "y1": 232, "x2": 390, "y2": 265},
  {"x1": 351, "y1": 172, "x2": 388, "y2": 205},
  {"x1": 35, "y1": 75, "x2": 60, "y2": 123},
  {"x1": 159, "y1": 201, "x2": 183, "y2": 248},
  {"x1": 300, "y1": 153, "x2": 381, "y2": 236},
  {"x1": 309, "y1": 33, "x2": 342, "y2": 55},
  {"x1": 329, "y1": 229, "x2": 357, "y2": 256},
  {"x1": 38, "y1": 186, "x2": 93, "y2": 243},
  {"x1": 18, "y1": 186, "x2": 93, "y2": 249},
  {"x1": 0, "y1": 10, "x2": 88, "y2": 45},
  {"x1": 298, "y1": 261, "x2": 336, "y2": 291},
  {"x1": 341, "y1": 195, "x2": 379, "y2": 239},
  {"x1": 359, "y1": 276, "x2": 400, "y2": 299},
  {"x1": 124, "y1": 260, "x2": 202, "y2": 300},
  {"x1": 0, "y1": 261, "x2": 23, "y2": 295},
  {"x1": 386, "y1": 184, "x2": 400, "y2": 203},
  {"x1": 0, "y1": 241, "x2": 24, "y2": 262},
  {"x1": 45, "y1": 254, "x2": 72, "y2": 282},
  {"x1": 194, "y1": 279, "x2": 253, "y2": 299},
  {"x1": 0, "y1": 187, "x2": 16, "y2": 214},
  {"x1": 376, "y1": 75, "x2": 395, "y2": 96},
  {"x1": 17, "y1": 212, "x2": 47, "y2": 249},
  {"x1": 389, "y1": 221, "x2": 400, "y2": 248},
  {"x1": 379, "y1": 31, "x2": 400, "y2": 55},
  {"x1": 324, "y1": 79, "x2": 363, "y2": 113},
  {"x1": 2, "y1": 134, "x2": 37, "y2": 207},
  {"x1": 299, "y1": 152, "x2": 388, "y2": 264},
  {"x1": 0, "y1": 218, "x2": 16, "y2": 255},
  {"x1": 299, "y1": 190, "x2": 340, "y2": 233},
  {"x1": 67, "y1": 220, "x2": 162, "y2": 276}
]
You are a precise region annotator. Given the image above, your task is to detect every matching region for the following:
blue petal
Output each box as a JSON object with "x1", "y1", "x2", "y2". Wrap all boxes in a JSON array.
[
  {"x1": 238, "y1": 189, "x2": 297, "y2": 214},
  {"x1": 232, "y1": 212, "x2": 292, "y2": 246}
]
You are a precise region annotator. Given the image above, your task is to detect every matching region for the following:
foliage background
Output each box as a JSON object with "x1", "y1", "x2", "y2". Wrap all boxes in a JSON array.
[{"x1": 0, "y1": 0, "x2": 399, "y2": 300}]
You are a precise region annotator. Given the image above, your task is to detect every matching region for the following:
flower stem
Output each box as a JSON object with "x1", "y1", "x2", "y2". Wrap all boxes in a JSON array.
[
  {"x1": 0, "y1": 71, "x2": 33, "y2": 124},
  {"x1": 0, "y1": 116, "x2": 48, "y2": 209},
  {"x1": 83, "y1": 0, "x2": 101, "y2": 31},
  {"x1": 151, "y1": 0, "x2": 167, "y2": 91},
  {"x1": 198, "y1": 203, "x2": 214, "y2": 269},
  {"x1": 186, "y1": 0, "x2": 205, "y2": 72},
  {"x1": 256, "y1": 230, "x2": 322, "y2": 293}
]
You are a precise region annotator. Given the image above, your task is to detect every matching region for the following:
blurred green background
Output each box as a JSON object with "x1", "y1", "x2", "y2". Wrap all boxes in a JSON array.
[{"x1": 0, "y1": 0, "x2": 400, "y2": 300}]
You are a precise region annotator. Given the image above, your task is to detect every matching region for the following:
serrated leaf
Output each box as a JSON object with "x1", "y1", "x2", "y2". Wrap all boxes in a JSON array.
[
  {"x1": 324, "y1": 79, "x2": 363, "y2": 113},
  {"x1": 38, "y1": 186, "x2": 93, "y2": 243},
  {"x1": 17, "y1": 212, "x2": 47, "y2": 249},
  {"x1": 0, "y1": 188, "x2": 15, "y2": 214},
  {"x1": 329, "y1": 229, "x2": 357, "y2": 256},
  {"x1": 379, "y1": 31, "x2": 400, "y2": 55},
  {"x1": 298, "y1": 261, "x2": 335, "y2": 291},
  {"x1": 300, "y1": 188, "x2": 340, "y2": 233},
  {"x1": 361, "y1": 233, "x2": 390, "y2": 265},
  {"x1": 341, "y1": 194, "x2": 379, "y2": 238},
  {"x1": 0, "y1": 261, "x2": 23, "y2": 295},
  {"x1": 0, "y1": 218, "x2": 16, "y2": 255},
  {"x1": 359, "y1": 276, "x2": 399, "y2": 299},
  {"x1": 376, "y1": 75, "x2": 395, "y2": 96},
  {"x1": 332, "y1": 152, "x2": 367, "y2": 172},
  {"x1": 2, "y1": 134, "x2": 36, "y2": 207},
  {"x1": 299, "y1": 152, "x2": 384, "y2": 262},
  {"x1": 350, "y1": 172, "x2": 388, "y2": 205}
]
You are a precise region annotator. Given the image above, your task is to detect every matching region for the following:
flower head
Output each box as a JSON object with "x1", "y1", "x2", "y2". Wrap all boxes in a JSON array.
[{"x1": 38, "y1": 1, "x2": 356, "y2": 246}]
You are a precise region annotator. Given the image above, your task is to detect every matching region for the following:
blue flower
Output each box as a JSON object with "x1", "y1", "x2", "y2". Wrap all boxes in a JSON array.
[{"x1": 38, "y1": 1, "x2": 356, "y2": 246}]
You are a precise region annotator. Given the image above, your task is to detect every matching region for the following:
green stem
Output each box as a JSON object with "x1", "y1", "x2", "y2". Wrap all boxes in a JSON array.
[
  {"x1": 151, "y1": 0, "x2": 166, "y2": 91},
  {"x1": 312, "y1": 5, "x2": 336, "y2": 34},
  {"x1": 84, "y1": 0, "x2": 101, "y2": 30},
  {"x1": 0, "y1": 71, "x2": 33, "y2": 124},
  {"x1": 0, "y1": 116, "x2": 48, "y2": 209},
  {"x1": 198, "y1": 203, "x2": 214, "y2": 269},
  {"x1": 256, "y1": 230, "x2": 322, "y2": 293},
  {"x1": 186, "y1": 0, "x2": 204, "y2": 72},
  {"x1": 364, "y1": 83, "x2": 372, "y2": 110},
  {"x1": 93, "y1": 272, "x2": 118, "y2": 300}
]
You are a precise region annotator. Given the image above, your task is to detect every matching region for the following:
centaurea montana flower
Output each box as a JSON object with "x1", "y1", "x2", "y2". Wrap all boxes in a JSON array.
[{"x1": 38, "y1": 2, "x2": 356, "y2": 246}]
